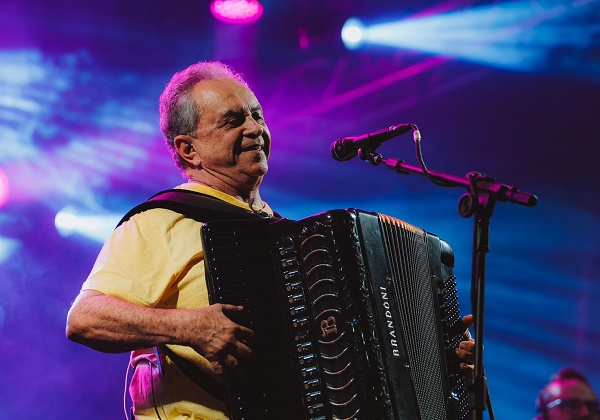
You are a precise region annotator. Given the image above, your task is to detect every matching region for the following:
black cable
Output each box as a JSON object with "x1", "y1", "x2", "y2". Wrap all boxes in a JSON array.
[
  {"x1": 149, "y1": 360, "x2": 164, "y2": 420},
  {"x1": 413, "y1": 125, "x2": 455, "y2": 187}
]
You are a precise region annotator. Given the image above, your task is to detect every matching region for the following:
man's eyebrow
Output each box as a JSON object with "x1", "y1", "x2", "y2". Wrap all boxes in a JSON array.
[
  {"x1": 221, "y1": 104, "x2": 262, "y2": 118},
  {"x1": 222, "y1": 109, "x2": 244, "y2": 118}
]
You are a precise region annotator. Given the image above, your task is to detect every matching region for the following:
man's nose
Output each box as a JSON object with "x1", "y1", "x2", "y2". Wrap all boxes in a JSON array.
[
  {"x1": 578, "y1": 404, "x2": 592, "y2": 418},
  {"x1": 244, "y1": 118, "x2": 264, "y2": 137}
]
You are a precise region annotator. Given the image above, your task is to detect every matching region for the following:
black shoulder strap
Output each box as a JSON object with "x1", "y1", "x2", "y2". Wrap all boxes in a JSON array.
[
  {"x1": 159, "y1": 344, "x2": 227, "y2": 402},
  {"x1": 117, "y1": 189, "x2": 270, "y2": 227}
]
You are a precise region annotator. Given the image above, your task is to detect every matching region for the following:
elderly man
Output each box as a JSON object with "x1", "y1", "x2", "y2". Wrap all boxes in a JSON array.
[
  {"x1": 66, "y1": 61, "x2": 475, "y2": 419},
  {"x1": 535, "y1": 368, "x2": 599, "y2": 420}
]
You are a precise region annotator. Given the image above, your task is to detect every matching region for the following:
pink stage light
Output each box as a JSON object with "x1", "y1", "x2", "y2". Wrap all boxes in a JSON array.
[
  {"x1": 0, "y1": 168, "x2": 8, "y2": 208},
  {"x1": 210, "y1": 0, "x2": 264, "y2": 24}
]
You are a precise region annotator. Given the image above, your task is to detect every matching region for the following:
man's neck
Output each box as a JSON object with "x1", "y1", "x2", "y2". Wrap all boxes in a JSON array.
[{"x1": 186, "y1": 174, "x2": 263, "y2": 210}]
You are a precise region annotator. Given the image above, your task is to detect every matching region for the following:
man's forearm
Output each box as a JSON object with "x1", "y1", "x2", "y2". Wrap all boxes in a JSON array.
[{"x1": 66, "y1": 290, "x2": 192, "y2": 353}]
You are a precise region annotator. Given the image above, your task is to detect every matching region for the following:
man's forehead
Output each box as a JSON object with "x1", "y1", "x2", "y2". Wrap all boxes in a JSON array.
[
  {"x1": 548, "y1": 379, "x2": 597, "y2": 400},
  {"x1": 192, "y1": 79, "x2": 259, "y2": 109}
]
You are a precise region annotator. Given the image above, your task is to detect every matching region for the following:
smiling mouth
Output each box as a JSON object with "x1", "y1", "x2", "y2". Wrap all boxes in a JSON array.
[{"x1": 242, "y1": 144, "x2": 263, "y2": 152}]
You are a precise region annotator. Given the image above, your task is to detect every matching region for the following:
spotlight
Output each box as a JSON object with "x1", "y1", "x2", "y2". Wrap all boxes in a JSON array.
[
  {"x1": 210, "y1": 0, "x2": 264, "y2": 24},
  {"x1": 341, "y1": 1, "x2": 598, "y2": 73},
  {"x1": 341, "y1": 18, "x2": 365, "y2": 50}
]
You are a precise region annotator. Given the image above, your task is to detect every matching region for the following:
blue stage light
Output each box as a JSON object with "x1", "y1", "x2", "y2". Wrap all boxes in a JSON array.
[
  {"x1": 341, "y1": 18, "x2": 365, "y2": 50},
  {"x1": 342, "y1": 0, "x2": 599, "y2": 75},
  {"x1": 0, "y1": 237, "x2": 19, "y2": 266},
  {"x1": 55, "y1": 206, "x2": 121, "y2": 243}
]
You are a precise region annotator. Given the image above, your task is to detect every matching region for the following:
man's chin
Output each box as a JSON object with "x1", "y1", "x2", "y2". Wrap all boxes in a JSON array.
[
  {"x1": 252, "y1": 162, "x2": 268, "y2": 176},
  {"x1": 241, "y1": 165, "x2": 268, "y2": 183}
]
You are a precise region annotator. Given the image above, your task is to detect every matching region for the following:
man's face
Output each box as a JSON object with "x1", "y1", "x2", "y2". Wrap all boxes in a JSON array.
[
  {"x1": 189, "y1": 78, "x2": 271, "y2": 191},
  {"x1": 544, "y1": 379, "x2": 599, "y2": 420}
]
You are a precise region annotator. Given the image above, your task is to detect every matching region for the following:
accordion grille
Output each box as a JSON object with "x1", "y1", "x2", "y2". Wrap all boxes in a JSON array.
[{"x1": 379, "y1": 214, "x2": 447, "y2": 419}]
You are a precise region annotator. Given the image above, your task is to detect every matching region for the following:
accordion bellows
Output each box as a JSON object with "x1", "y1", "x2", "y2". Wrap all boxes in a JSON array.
[{"x1": 201, "y1": 209, "x2": 469, "y2": 420}]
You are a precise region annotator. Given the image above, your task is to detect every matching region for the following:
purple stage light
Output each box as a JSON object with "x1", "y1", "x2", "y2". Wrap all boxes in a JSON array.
[{"x1": 210, "y1": 0, "x2": 263, "y2": 24}]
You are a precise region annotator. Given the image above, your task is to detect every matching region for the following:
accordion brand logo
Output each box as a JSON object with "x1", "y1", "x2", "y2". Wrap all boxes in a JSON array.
[
  {"x1": 380, "y1": 286, "x2": 401, "y2": 357},
  {"x1": 320, "y1": 316, "x2": 338, "y2": 338}
]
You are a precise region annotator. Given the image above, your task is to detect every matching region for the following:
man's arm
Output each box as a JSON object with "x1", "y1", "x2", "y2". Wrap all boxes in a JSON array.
[{"x1": 66, "y1": 289, "x2": 254, "y2": 381}]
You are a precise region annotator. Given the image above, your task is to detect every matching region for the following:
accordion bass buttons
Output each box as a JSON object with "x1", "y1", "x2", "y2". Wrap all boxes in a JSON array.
[
  {"x1": 276, "y1": 235, "x2": 328, "y2": 418},
  {"x1": 304, "y1": 391, "x2": 324, "y2": 405},
  {"x1": 295, "y1": 329, "x2": 311, "y2": 342},
  {"x1": 304, "y1": 379, "x2": 320, "y2": 391},
  {"x1": 280, "y1": 258, "x2": 299, "y2": 270},
  {"x1": 299, "y1": 353, "x2": 316, "y2": 366},
  {"x1": 301, "y1": 365, "x2": 319, "y2": 379},
  {"x1": 289, "y1": 305, "x2": 307, "y2": 317},
  {"x1": 277, "y1": 236, "x2": 295, "y2": 255},
  {"x1": 288, "y1": 294, "x2": 305, "y2": 306},
  {"x1": 285, "y1": 280, "x2": 303, "y2": 293},
  {"x1": 292, "y1": 316, "x2": 310, "y2": 330},
  {"x1": 307, "y1": 402, "x2": 326, "y2": 419},
  {"x1": 296, "y1": 341, "x2": 314, "y2": 354}
]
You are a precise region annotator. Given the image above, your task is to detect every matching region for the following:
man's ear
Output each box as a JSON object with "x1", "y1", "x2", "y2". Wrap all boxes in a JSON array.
[{"x1": 174, "y1": 135, "x2": 201, "y2": 167}]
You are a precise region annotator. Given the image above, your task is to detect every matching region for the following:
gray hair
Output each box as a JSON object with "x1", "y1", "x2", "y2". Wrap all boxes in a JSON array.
[{"x1": 159, "y1": 61, "x2": 249, "y2": 174}]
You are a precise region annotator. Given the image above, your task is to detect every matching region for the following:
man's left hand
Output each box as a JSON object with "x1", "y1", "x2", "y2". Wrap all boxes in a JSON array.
[{"x1": 456, "y1": 314, "x2": 475, "y2": 374}]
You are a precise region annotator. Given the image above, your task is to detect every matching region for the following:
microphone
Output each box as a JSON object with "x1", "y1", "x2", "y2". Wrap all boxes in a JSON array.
[{"x1": 330, "y1": 123, "x2": 413, "y2": 161}]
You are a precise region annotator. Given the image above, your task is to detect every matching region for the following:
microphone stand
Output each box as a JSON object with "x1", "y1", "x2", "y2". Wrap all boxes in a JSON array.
[{"x1": 358, "y1": 148, "x2": 537, "y2": 420}]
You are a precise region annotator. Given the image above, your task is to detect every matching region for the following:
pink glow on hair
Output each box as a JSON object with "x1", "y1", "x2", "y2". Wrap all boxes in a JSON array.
[{"x1": 210, "y1": 0, "x2": 263, "y2": 24}]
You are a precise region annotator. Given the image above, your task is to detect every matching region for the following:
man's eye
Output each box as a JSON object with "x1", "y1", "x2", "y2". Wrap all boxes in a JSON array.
[{"x1": 226, "y1": 117, "x2": 244, "y2": 127}]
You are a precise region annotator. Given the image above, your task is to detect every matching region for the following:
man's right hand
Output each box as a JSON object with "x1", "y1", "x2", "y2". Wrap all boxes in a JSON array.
[{"x1": 188, "y1": 303, "x2": 255, "y2": 385}]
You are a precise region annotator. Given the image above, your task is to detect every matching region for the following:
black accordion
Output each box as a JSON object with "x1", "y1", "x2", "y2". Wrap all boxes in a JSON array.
[{"x1": 201, "y1": 209, "x2": 469, "y2": 420}]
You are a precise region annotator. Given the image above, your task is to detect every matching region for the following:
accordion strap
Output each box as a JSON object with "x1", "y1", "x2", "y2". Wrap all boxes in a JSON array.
[
  {"x1": 117, "y1": 188, "x2": 275, "y2": 227},
  {"x1": 158, "y1": 345, "x2": 227, "y2": 402}
]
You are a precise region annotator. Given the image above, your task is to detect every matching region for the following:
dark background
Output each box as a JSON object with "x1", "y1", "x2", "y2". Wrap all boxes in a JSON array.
[{"x1": 0, "y1": 0, "x2": 599, "y2": 418}]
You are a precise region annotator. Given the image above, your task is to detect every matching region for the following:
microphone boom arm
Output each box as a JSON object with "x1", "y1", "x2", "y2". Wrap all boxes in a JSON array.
[{"x1": 364, "y1": 154, "x2": 537, "y2": 207}]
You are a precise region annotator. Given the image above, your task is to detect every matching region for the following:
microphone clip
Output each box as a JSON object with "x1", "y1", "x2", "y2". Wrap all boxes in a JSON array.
[{"x1": 358, "y1": 149, "x2": 383, "y2": 165}]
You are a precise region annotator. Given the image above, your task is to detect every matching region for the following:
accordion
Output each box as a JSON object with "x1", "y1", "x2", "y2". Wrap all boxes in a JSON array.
[{"x1": 201, "y1": 209, "x2": 469, "y2": 419}]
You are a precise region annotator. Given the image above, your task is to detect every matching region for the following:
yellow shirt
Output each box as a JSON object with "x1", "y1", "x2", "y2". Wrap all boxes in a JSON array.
[{"x1": 82, "y1": 183, "x2": 274, "y2": 419}]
